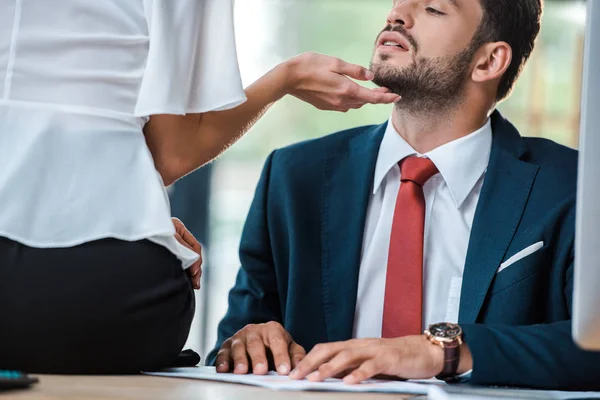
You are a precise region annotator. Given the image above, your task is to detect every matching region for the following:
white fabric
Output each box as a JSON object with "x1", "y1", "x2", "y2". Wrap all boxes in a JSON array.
[
  {"x1": 352, "y1": 117, "x2": 492, "y2": 338},
  {"x1": 498, "y1": 241, "x2": 545, "y2": 274},
  {"x1": 0, "y1": 0, "x2": 246, "y2": 268}
]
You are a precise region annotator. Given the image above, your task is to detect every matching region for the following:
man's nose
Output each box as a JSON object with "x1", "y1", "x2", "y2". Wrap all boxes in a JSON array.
[{"x1": 386, "y1": 1, "x2": 415, "y2": 29}]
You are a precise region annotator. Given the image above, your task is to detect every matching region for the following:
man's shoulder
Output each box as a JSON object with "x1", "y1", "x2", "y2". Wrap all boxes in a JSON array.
[
  {"x1": 522, "y1": 137, "x2": 578, "y2": 177},
  {"x1": 519, "y1": 137, "x2": 579, "y2": 202}
]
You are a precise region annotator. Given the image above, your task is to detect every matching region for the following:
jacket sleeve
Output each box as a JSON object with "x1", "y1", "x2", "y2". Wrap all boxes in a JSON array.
[
  {"x1": 205, "y1": 151, "x2": 283, "y2": 365},
  {"x1": 462, "y1": 259, "x2": 600, "y2": 390}
]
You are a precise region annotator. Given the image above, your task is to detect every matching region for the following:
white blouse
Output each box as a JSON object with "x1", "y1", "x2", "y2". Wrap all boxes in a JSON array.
[{"x1": 0, "y1": 0, "x2": 246, "y2": 268}]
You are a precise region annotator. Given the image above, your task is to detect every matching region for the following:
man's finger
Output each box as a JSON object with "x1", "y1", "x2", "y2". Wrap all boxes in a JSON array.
[
  {"x1": 290, "y1": 342, "x2": 307, "y2": 370},
  {"x1": 332, "y1": 367, "x2": 356, "y2": 379},
  {"x1": 215, "y1": 342, "x2": 233, "y2": 373},
  {"x1": 266, "y1": 331, "x2": 292, "y2": 375},
  {"x1": 245, "y1": 334, "x2": 269, "y2": 375},
  {"x1": 353, "y1": 85, "x2": 401, "y2": 104},
  {"x1": 334, "y1": 60, "x2": 374, "y2": 81},
  {"x1": 308, "y1": 349, "x2": 366, "y2": 382},
  {"x1": 231, "y1": 338, "x2": 250, "y2": 374},
  {"x1": 289, "y1": 342, "x2": 341, "y2": 380},
  {"x1": 344, "y1": 359, "x2": 381, "y2": 384}
]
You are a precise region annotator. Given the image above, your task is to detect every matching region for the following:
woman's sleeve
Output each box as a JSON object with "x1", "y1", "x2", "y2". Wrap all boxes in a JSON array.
[{"x1": 135, "y1": 0, "x2": 247, "y2": 116}]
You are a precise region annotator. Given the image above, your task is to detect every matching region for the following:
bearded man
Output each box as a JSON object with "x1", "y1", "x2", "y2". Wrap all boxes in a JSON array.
[{"x1": 207, "y1": 0, "x2": 600, "y2": 390}]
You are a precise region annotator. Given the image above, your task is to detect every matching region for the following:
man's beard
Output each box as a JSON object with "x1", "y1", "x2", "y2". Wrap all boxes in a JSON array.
[{"x1": 370, "y1": 40, "x2": 478, "y2": 115}]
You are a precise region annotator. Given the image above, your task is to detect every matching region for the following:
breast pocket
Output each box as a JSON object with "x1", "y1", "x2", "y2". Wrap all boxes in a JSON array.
[{"x1": 490, "y1": 244, "x2": 550, "y2": 296}]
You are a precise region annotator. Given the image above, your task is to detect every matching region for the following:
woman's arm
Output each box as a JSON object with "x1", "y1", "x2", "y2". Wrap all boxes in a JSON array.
[{"x1": 144, "y1": 53, "x2": 399, "y2": 186}]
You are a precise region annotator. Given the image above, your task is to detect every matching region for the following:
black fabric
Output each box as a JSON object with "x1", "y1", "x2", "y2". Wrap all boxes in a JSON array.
[
  {"x1": 0, "y1": 237, "x2": 195, "y2": 374},
  {"x1": 164, "y1": 349, "x2": 201, "y2": 369}
]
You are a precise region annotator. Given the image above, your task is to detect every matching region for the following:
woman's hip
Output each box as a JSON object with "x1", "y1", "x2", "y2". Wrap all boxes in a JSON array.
[{"x1": 0, "y1": 237, "x2": 195, "y2": 374}]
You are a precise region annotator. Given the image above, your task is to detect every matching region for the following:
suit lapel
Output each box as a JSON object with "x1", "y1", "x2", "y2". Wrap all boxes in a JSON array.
[
  {"x1": 459, "y1": 111, "x2": 540, "y2": 324},
  {"x1": 321, "y1": 123, "x2": 386, "y2": 343}
]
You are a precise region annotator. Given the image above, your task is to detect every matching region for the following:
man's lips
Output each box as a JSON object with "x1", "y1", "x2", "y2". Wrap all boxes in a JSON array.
[{"x1": 377, "y1": 31, "x2": 411, "y2": 52}]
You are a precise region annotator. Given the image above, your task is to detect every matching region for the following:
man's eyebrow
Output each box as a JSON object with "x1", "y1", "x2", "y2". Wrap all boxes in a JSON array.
[{"x1": 393, "y1": 0, "x2": 459, "y2": 8}]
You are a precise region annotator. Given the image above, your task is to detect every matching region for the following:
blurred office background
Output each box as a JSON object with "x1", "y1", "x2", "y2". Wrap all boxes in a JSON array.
[{"x1": 168, "y1": 0, "x2": 589, "y2": 359}]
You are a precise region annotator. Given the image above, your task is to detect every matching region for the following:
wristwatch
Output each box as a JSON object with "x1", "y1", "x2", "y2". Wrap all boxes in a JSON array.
[{"x1": 424, "y1": 322, "x2": 463, "y2": 382}]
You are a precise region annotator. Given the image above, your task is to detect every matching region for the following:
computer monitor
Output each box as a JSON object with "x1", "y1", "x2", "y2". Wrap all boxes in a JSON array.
[{"x1": 573, "y1": 0, "x2": 600, "y2": 351}]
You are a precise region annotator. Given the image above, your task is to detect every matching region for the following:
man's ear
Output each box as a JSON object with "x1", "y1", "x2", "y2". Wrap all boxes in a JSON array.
[{"x1": 471, "y1": 42, "x2": 512, "y2": 84}]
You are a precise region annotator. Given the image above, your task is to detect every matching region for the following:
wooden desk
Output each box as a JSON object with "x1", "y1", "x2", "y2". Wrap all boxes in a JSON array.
[{"x1": 2, "y1": 375, "x2": 413, "y2": 400}]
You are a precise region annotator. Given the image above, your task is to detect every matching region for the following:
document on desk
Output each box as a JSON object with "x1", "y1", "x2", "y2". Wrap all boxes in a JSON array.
[
  {"x1": 146, "y1": 367, "x2": 600, "y2": 399},
  {"x1": 145, "y1": 366, "x2": 436, "y2": 395}
]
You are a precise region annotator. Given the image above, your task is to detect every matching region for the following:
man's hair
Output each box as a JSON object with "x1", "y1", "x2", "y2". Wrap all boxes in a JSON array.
[{"x1": 472, "y1": 0, "x2": 543, "y2": 102}]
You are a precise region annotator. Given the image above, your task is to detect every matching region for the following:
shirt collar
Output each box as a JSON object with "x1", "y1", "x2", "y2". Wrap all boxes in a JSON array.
[{"x1": 373, "y1": 117, "x2": 492, "y2": 209}]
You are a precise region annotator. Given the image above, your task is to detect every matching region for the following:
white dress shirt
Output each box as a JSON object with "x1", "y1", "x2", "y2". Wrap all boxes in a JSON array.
[
  {"x1": 0, "y1": 0, "x2": 246, "y2": 267},
  {"x1": 352, "y1": 117, "x2": 492, "y2": 338}
]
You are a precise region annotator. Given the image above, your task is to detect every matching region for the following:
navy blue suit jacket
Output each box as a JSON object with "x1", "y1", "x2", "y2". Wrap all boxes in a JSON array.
[{"x1": 207, "y1": 111, "x2": 600, "y2": 390}]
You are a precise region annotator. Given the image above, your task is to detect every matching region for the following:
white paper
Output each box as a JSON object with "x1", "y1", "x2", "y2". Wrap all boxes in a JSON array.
[
  {"x1": 145, "y1": 367, "x2": 600, "y2": 399},
  {"x1": 144, "y1": 366, "x2": 437, "y2": 394},
  {"x1": 428, "y1": 385, "x2": 600, "y2": 400}
]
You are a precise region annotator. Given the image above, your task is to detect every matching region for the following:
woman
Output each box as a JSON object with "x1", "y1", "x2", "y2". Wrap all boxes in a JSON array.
[{"x1": 0, "y1": 0, "x2": 398, "y2": 374}]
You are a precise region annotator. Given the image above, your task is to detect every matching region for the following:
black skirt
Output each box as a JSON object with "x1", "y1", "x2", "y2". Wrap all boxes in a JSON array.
[{"x1": 0, "y1": 237, "x2": 195, "y2": 374}]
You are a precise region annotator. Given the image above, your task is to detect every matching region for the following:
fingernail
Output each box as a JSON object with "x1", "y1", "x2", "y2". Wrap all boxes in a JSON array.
[
  {"x1": 289, "y1": 369, "x2": 298, "y2": 378},
  {"x1": 234, "y1": 364, "x2": 245, "y2": 373},
  {"x1": 278, "y1": 364, "x2": 289, "y2": 375},
  {"x1": 218, "y1": 362, "x2": 227, "y2": 369},
  {"x1": 344, "y1": 375, "x2": 357, "y2": 384},
  {"x1": 366, "y1": 71, "x2": 375, "y2": 80},
  {"x1": 255, "y1": 363, "x2": 266, "y2": 373}
]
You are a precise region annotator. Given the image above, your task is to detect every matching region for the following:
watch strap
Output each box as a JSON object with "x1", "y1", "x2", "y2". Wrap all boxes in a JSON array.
[{"x1": 436, "y1": 339, "x2": 461, "y2": 381}]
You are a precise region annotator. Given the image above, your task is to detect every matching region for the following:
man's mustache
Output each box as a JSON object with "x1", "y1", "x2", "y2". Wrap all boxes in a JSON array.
[{"x1": 378, "y1": 24, "x2": 419, "y2": 53}]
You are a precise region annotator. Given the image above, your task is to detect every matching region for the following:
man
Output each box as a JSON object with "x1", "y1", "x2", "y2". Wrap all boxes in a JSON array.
[{"x1": 207, "y1": 0, "x2": 600, "y2": 390}]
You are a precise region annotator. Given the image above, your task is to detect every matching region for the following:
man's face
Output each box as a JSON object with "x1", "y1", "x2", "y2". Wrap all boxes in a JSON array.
[{"x1": 371, "y1": 0, "x2": 484, "y2": 112}]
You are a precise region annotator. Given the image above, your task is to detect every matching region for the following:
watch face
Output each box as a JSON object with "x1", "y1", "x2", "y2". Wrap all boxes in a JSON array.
[{"x1": 428, "y1": 323, "x2": 462, "y2": 339}]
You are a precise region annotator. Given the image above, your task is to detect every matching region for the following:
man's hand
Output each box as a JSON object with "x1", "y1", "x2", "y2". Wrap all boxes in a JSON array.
[
  {"x1": 216, "y1": 322, "x2": 306, "y2": 376},
  {"x1": 289, "y1": 336, "x2": 468, "y2": 384},
  {"x1": 172, "y1": 217, "x2": 202, "y2": 290}
]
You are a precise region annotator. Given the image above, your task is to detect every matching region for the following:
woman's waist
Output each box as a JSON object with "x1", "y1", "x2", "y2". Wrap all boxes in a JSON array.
[
  {"x1": 0, "y1": 126, "x2": 173, "y2": 246},
  {"x1": 0, "y1": 182, "x2": 174, "y2": 248}
]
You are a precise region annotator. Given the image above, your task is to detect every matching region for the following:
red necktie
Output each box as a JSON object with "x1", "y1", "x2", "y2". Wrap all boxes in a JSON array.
[{"x1": 382, "y1": 156, "x2": 439, "y2": 338}]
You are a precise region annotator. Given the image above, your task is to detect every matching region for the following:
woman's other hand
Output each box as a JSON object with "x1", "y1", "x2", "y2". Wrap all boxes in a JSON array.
[
  {"x1": 283, "y1": 52, "x2": 400, "y2": 112},
  {"x1": 172, "y1": 217, "x2": 202, "y2": 289}
]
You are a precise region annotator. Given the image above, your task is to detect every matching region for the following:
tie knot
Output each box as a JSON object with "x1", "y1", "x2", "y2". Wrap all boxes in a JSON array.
[{"x1": 400, "y1": 156, "x2": 438, "y2": 186}]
